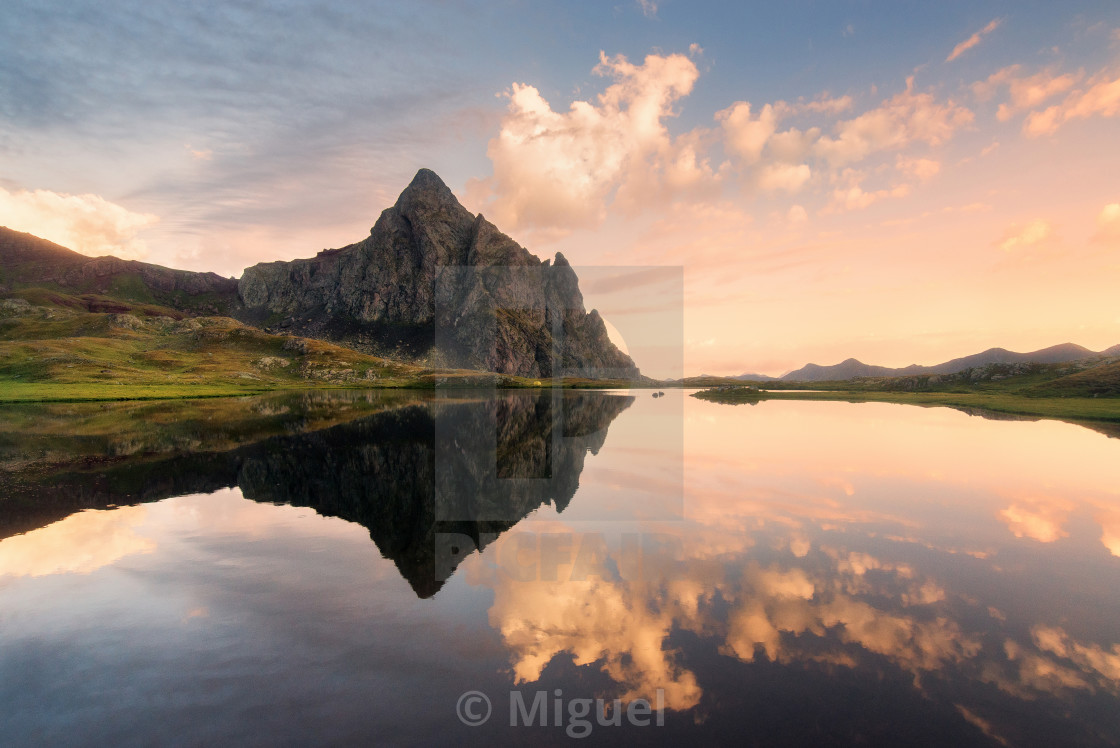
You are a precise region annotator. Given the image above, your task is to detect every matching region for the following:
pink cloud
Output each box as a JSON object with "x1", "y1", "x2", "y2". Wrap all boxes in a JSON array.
[
  {"x1": 717, "y1": 101, "x2": 785, "y2": 164},
  {"x1": 813, "y1": 78, "x2": 973, "y2": 166},
  {"x1": 896, "y1": 155, "x2": 941, "y2": 182},
  {"x1": 946, "y1": 18, "x2": 1003, "y2": 63},
  {"x1": 1094, "y1": 202, "x2": 1120, "y2": 244},
  {"x1": 828, "y1": 182, "x2": 911, "y2": 213},
  {"x1": 797, "y1": 93, "x2": 854, "y2": 115},
  {"x1": 1023, "y1": 69, "x2": 1120, "y2": 136},
  {"x1": 473, "y1": 50, "x2": 708, "y2": 234},
  {"x1": 998, "y1": 219, "x2": 1052, "y2": 251},
  {"x1": 757, "y1": 163, "x2": 812, "y2": 193},
  {"x1": 972, "y1": 65, "x2": 1083, "y2": 120}
]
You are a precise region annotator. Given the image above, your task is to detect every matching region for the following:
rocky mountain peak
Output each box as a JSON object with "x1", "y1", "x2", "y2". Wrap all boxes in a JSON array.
[
  {"x1": 392, "y1": 168, "x2": 471, "y2": 223},
  {"x1": 239, "y1": 170, "x2": 638, "y2": 379}
]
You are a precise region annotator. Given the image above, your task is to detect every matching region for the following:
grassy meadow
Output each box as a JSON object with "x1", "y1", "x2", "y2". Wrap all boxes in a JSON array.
[{"x1": 0, "y1": 297, "x2": 645, "y2": 402}]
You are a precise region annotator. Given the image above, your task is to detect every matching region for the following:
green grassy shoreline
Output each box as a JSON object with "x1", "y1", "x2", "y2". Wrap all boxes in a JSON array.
[
  {"x1": 0, "y1": 377, "x2": 649, "y2": 404},
  {"x1": 691, "y1": 387, "x2": 1120, "y2": 430},
  {"x1": 0, "y1": 305, "x2": 652, "y2": 403},
  {"x1": 0, "y1": 382, "x2": 277, "y2": 403}
]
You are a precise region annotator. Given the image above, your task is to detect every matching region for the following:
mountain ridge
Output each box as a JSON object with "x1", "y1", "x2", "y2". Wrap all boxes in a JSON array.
[
  {"x1": 0, "y1": 226, "x2": 240, "y2": 316},
  {"x1": 773, "y1": 343, "x2": 1118, "y2": 382},
  {"x1": 0, "y1": 169, "x2": 637, "y2": 379}
]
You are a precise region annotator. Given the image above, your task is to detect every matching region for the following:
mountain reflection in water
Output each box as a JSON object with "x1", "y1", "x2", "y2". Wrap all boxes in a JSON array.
[
  {"x1": 0, "y1": 390, "x2": 634, "y2": 597},
  {"x1": 1, "y1": 391, "x2": 1119, "y2": 746}
]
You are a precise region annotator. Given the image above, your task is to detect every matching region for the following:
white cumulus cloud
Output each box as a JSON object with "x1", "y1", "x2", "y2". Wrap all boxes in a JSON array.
[
  {"x1": 0, "y1": 186, "x2": 158, "y2": 260},
  {"x1": 474, "y1": 52, "x2": 978, "y2": 234},
  {"x1": 471, "y1": 51, "x2": 707, "y2": 233},
  {"x1": 757, "y1": 163, "x2": 811, "y2": 193},
  {"x1": 717, "y1": 101, "x2": 782, "y2": 164}
]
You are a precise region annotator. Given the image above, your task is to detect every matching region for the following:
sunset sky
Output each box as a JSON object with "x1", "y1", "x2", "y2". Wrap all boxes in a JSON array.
[{"x1": 2, "y1": 1, "x2": 1119, "y2": 376}]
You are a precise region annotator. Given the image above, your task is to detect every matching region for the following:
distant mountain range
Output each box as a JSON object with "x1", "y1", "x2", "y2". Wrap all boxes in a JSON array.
[
  {"x1": 732, "y1": 371, "x2": 780, "y2": 381},
  {"x1": 735, "y1": 343, "x2": 1120, "y2": 383}
]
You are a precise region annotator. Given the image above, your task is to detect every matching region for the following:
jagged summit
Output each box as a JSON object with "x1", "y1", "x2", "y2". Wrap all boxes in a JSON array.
[
  {"x1": 238, "y1": 170, "x2": 637, "y2": 378},
  {"x1": 398, "y1": 167, "x2": 453, "y2": 199},
  {"x1": 390, "y1": 168, "x2": 471, "y2": 228}
]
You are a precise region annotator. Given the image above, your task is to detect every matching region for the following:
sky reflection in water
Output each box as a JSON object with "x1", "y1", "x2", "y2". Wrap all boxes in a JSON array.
[{"x1": 1, "y1": 391, "x2": 1118, "y2": 745}]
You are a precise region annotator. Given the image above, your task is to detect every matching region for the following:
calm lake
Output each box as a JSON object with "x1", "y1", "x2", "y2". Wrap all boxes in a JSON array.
[{"x1": 1, "y1": 389, "x2": 1119, "y2": 746}]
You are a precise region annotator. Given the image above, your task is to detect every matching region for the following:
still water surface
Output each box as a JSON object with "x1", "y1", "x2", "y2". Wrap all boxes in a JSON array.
[{"x1": 1, "y1": 390, "x2": 1118, "y2": 745}]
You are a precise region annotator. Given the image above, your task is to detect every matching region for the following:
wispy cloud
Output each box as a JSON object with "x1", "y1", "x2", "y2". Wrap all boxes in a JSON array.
[
  {"x1": 0, "y1": 0, "x2": 505, "y2": 274},
  {"x1": 998, "y1": 219, "x2": 1052, "y2": 251},
  {"x1": 185, "y1": 145, "x2": 213, "y2": 161},
  {"x1": 1023, "y1": 69, "x2": 1120, "y2": 136},
  {"x1": 896, "y1": 155, "x2": 941, "y2": 182},
  {"x1": 825, "y1": 171, "x2": 911, "y2": 213},
  {"x1": 797, "y1": 94, "x2": 853, "y2": 115},
  {"x1": 813, "y1": 78, "x2": 973, "y2": 165},
  {"x1": 972, "y1": 64, "x2": 1083, "y2": 120},
  {"x1": 636, "y1": 0, "x2": 658, "y2": 19},
  {"x1": 946, "y1": 18, "x2": 1003, "y2": 63},
  {"x1": 1094, "y1": 203, "x2": 1120, "y2": 244},
  {"x1": 477, "y1": 50, "x2": 977, "y2": 235}
]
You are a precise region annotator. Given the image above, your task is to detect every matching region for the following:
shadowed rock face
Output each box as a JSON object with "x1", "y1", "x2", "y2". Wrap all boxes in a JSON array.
[
  {"x1": 238, "y1": 169, "x2": 638, "y2": 378},
  {"x1": 0, "y1": 390, "x2": 634, "y2": 597}
]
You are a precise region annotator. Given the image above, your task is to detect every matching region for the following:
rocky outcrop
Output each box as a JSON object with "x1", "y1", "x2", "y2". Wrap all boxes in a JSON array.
[{"x1": 238, "y1": 169, "x2": 637, "y2": 378}]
